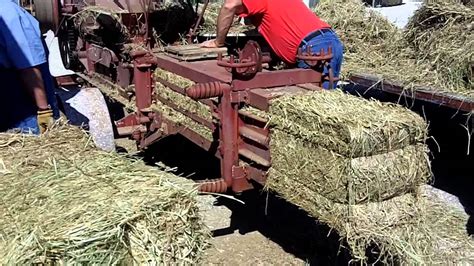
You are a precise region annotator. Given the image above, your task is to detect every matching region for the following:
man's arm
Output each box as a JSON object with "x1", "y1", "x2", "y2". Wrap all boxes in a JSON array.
[
  {"x1": 215, "y1": 0, "x2": 243, "y2": 46},
  {"x1": 200, "y1": 0, "x2": 243, "y2": 48},
  {"x1": 18, "y1": 67, "x2": 49, "y2": 110}
]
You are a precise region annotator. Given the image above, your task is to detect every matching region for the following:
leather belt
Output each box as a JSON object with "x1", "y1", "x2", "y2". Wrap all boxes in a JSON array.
[{"x1": 301, "y1": 28, "x2": 333, "y2": 45}]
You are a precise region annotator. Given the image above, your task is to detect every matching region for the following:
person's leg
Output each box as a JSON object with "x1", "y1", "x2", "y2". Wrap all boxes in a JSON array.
[
  {"x1": 39, "y1": 62, "x2": 60, "y2": 119},
  {"x1": 41, "y1": 38, "x2": 60, "y2": 119},
  {"x1": 296, "y1": 31, "x2": 344, "y2": 89}
]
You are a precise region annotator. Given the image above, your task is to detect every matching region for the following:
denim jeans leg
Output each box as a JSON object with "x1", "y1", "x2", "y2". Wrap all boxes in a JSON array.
[
  {"x1": 296, "y1": 31, "x2": 344, "y2": 89},
  {"x1": 12, "y1": 114, "x2": 39, "y2": 135}
]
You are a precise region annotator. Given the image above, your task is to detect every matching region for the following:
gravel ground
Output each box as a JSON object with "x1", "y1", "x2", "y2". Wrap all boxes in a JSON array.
[{"x1": 197, "y1": 195, "x2": 305, "y2": 265}]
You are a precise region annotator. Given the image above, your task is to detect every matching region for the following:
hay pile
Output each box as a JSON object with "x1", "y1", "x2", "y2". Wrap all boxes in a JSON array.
[
  {"x1": 200, "y1": 1, "x2": 255, "y2": 34},
  {"x1": 313, "y1": 0, "x2": 473, "y2": 96},
  {"x1": 0, "y1": 125, "x2": 210, "y2": 264},
  {"x1": 405, "y1": 0, "x2": 473, "y2": 92}
]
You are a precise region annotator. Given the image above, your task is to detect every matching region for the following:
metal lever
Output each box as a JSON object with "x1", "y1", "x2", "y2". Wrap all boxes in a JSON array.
[
  {"x1": 187, "y1": 0, "x2": 210, "y2": 43},
  {"x1": 217, "y1": 54, "x2": 258, "y2": 70}
]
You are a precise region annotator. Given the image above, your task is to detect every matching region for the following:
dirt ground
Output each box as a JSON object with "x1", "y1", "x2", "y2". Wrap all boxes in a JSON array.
[{"x1": 197, "y1": 195, "x2": 305, "y2": 265}]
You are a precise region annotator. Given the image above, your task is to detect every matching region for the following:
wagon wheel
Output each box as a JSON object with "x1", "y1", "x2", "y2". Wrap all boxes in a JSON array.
[{"x1": 57, "y1": 17, "x2": 80, "y2": 70}]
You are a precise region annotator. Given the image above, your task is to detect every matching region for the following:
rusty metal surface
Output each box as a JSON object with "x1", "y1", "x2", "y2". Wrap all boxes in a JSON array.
[
  {"x1": 232, "y1": 69, "x2": 323, "y2": 90},
  {"x1": 219, "y1": 86, "x2": 239, "y2": 191},
  {"x1": 154, "y1": 54, "x2": 232, "y2": 83},
  {"x1": 296, "y1": 46, "x2": 336, "y2": 89},
  {"x1": 239, "y1": 126, "x2": 269, "y2": 147},
  {"x1": 350, "y1": 73, "x2": 474, "y2": 112},
  {"x1": 197, "y1": 178, "x2": 228, "y2": 193},
  {"x1": 245, "y1": 165, "x2": 267, "y2": 186},
  {"x1": 133, "y1": 58, "x2": 154, "y2": 110},
  {"x1": 231, "y1": 165, "x2": 254, "y2": 193},
  {"x1": 187, "y1": 82, "x2": 228, "y2": 99},
  {"x1": 296, "y1": 46, "x2": 333, "y2": 66}
]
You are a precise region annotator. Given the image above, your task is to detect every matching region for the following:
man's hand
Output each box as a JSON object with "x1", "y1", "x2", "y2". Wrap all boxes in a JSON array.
[
  {"x1": 37, "y1": 108, "x2": 54, "y2": 134},
  {"x1": 199, "y1": 39, "x2": 223, "y2": 48}
]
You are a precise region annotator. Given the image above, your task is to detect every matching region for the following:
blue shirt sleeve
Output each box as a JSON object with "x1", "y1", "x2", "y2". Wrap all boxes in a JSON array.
[{"x1": 0, "y1": 2, "x2": 47, "y2": 69}]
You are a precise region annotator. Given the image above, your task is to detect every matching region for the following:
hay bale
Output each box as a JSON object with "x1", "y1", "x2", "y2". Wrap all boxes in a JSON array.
[
  {"x1": 153, "y1": 69, "x2": 214, "y2": 141},
  {"x1": 154, "y1": 69, "x2": 213, "y2": 120},
  {"x1": 269, "y1": 129, "x2": 431, "y2": 204},
  {"x1": 152, "y1": 72, "x2": 429, "y2": 203},
  {"x1": 249, "y1": 90, "x2": 428, "y2": 157},
  {"x1": 404, "y1": 0, "x2": 474, "y2": 91},
  {"x1": 0, "y1": 125, "x2": 210, "y2": 264}
]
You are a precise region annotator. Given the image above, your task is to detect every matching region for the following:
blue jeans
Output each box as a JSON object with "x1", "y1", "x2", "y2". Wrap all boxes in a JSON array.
[
  {"x1": 12, "y1": 114, "x2": 40, "y2": 135},
  {"x1": 296, "y1": 30, "x2": 344, "y2": 89}
]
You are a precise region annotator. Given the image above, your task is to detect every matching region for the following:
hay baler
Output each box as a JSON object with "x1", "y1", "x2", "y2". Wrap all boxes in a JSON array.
[{"x1": 34, "y1": 0, "x2": 337, "y2": 194}]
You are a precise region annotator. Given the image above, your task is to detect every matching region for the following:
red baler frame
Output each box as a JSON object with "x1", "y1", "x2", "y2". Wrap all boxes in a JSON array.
[{"x1": 50, "y1": 0, "x2": 335, "y2": 194}]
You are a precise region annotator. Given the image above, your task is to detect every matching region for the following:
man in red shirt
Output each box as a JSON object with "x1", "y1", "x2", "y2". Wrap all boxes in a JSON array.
[{"x1": 200, "y1": 0, "x2": 343, "y2": 89}]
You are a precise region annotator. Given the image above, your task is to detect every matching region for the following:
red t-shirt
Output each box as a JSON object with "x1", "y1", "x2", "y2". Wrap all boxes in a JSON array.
[{"x1": 237, "y1": 0, "x2": 330, "y2": 64}]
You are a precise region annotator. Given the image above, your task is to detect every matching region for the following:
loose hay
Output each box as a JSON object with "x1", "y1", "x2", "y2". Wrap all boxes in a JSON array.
[
  {"x1": 313, "y1": 0, "x2": 474, "y2": 97},
  {"x1": 0, "y1": 125, "x2": 210, "y2": 264},
  {"x1": 405, "y1": 0, "x2": 474, "y2": 91},
  {"x1": 271, "y1": 179, "x2": 474, "y2": 264},
  {"x1": 200, "y1": 2, "x2": 255, "y2": 34}
]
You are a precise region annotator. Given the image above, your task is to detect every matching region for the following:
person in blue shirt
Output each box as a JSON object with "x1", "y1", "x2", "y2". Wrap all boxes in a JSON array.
[{"x1": 0, "y1": 0, "x2": 59, "y2": 134}]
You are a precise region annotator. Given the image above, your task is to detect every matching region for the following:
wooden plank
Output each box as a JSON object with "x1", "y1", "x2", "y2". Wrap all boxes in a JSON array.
[
  {"x1": 164, "y1": 45, "x2": 227, "y2": 55},
  {"x1": 165, "y1": 52, "x2": 225, "y2": 61},
  {"x1": 349, "y1": 73, "x2": 474, "y2": 112},
  {"x1": 165, "y1": 44, "x2": 203, "y2": 53},
  {"x1": 164, "y1": 45, "x2": 227, "y2": 61}
]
